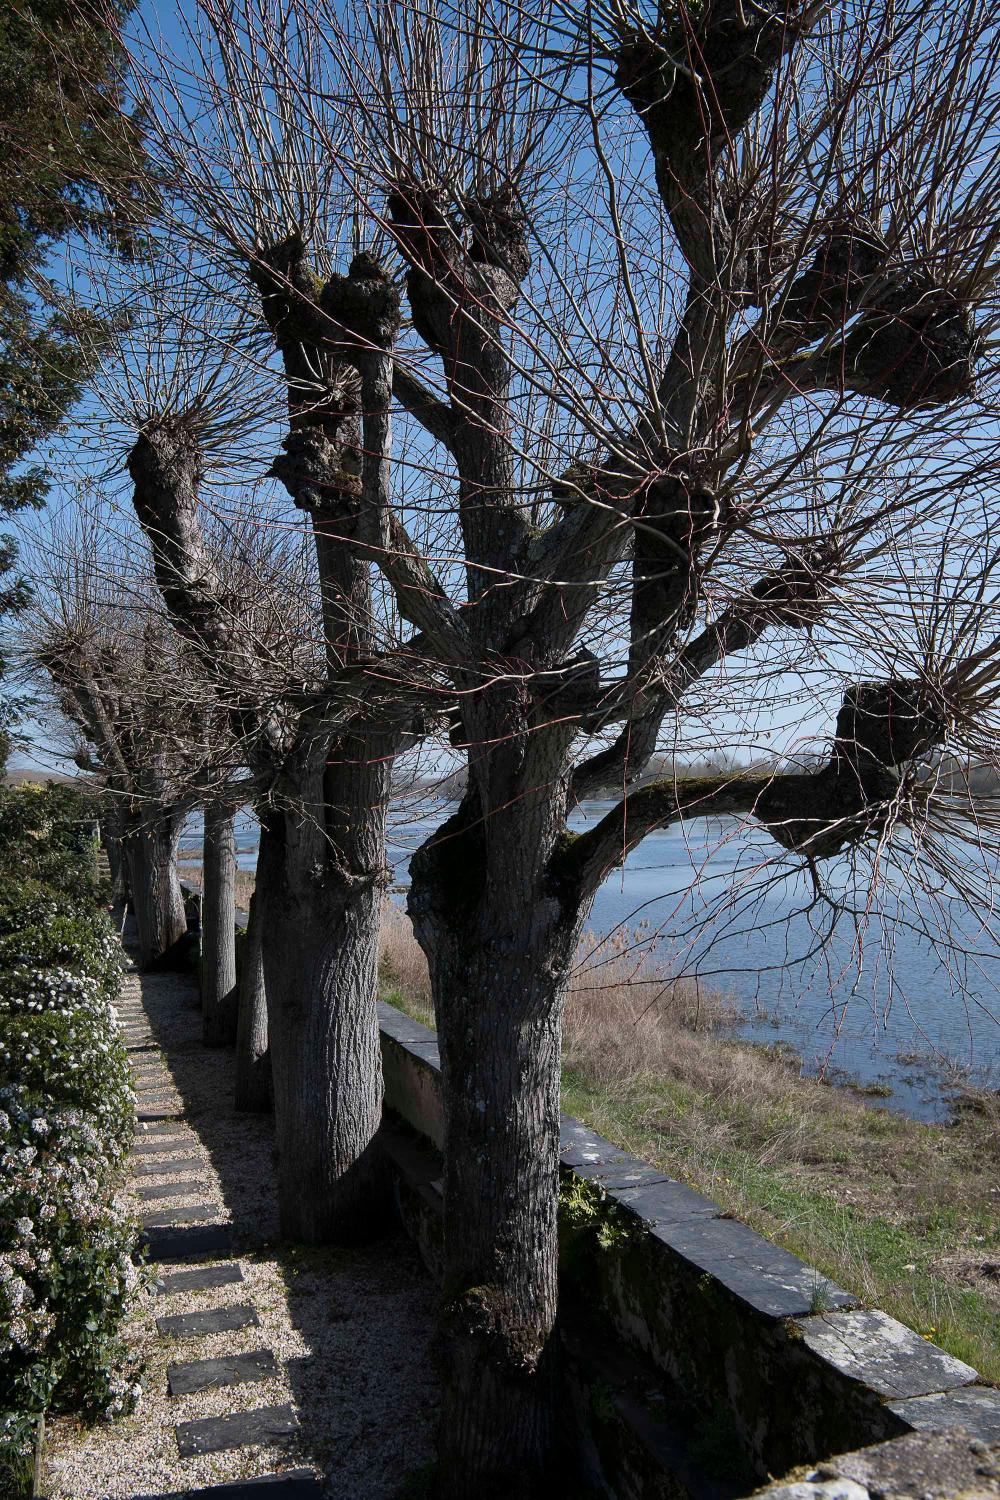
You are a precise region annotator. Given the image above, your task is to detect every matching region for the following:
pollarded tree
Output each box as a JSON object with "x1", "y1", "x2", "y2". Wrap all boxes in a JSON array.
[
  {"x1": 286, "y1": 0, "x2": 1000, "y2": 1490},
  {"x1": 26, "y1": 533, "x2": 223, "y2": 968},
  {"x1": 76, "y1": 232, "x2": 421, "y2": 1231}
]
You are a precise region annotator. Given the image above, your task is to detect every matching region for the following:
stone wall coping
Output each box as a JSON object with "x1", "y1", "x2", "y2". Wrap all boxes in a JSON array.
[{"x1": 377, "y1": 995, "x2": 1000, "y2": 1475}]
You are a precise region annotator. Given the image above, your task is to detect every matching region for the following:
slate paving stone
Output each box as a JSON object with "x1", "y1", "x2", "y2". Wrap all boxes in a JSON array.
[
  {"x1": 157, "y1": 1302, "x2": 259, "y2": 1339},
  {"x1": 155, "y1": 1263, "x2": 245, "y2": 1296},
  {"x1": 797, "y1": 1309, "x2": 979, "y2": 1398},
  {"x1": 134, "y1": 1154, "x2": 203, "y2": 1178},
  {"x1": 132, "y1": 1136, "x2": 190, "y2": 1157},
  {"x1": 654, "y1": 1213, "x2": 854, "y2": 1319},
  {"x1": 559, "y1": 1115, "x2": 641, "y2": 1174},
  {"x1": 141, "y1": 1224, "x2": 234, "y2": 1263},
  {"x1": 139, "y1": 1107, "x2": 185, "y2": 1122},
  {"x1": 616, "y1": 1178, "x2": 721, "y2": 1227},
  {"x1": 377, "y1": 1001, "x2": 439, "y2": 1050},
  {"x1": 143, "y1": 1466, "x2": 322, "y2": 1496},
  {"x1": 174, "y1": 1403, "x2": 298, "y2": 1458},
  {"x1": 142, "y1": 1204, "x2": 219, "y2": 1228},
  {"x1": 138, "y1": 1120, "x2": 188, "y2": 1136},
  {"x1": 167, "y1": 1347, "x2": 278, "y2": 1395},
  {"x1": 127, "y1": 1042, "x2": 161, "y2": 1053},
  {"x1": 888, "y1": 1385, "x2": 1000, "y2": 1441},
  {"x1": 137, "y1": 1178, "x2": 208, "y2": 1201}
]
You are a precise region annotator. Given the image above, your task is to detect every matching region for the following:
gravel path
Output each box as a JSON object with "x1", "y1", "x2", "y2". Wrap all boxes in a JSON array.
[{"x1": 43, "y1": 949, "x2": 440, "y2": 1499}]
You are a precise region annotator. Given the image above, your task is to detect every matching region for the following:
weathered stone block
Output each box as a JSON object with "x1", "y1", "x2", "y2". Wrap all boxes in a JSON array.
[
  {"x1": 795, "y1": 1309, "x2": 978, "y2": 1399},
  {"x1": 755, "y1": 1429, "x2": 1000, "y2": 1498},
  {"x1": 142, "y1": 1204, "x2": 219, "y2": 1227},
  {"x1": 136, "y1": 1178, "x2": 207, "y2": 1201},
  {"x1": 379, "y1": 1031, "x2": 444, "y2": 1148},
  {"x1": 155, "y1": 1263, "x2": 244, "y2": 1296},
  {"x1": 888, "y1": 1384, "x2": 1000, "y2": 1441},
  {"x1": 134, "y1": 1154, "x2": 202, "y2": 1177},
  {"x1": 175, "y1": 1403, "x2": 298, "y2": 1458},
  {"x1": 157, "y1": 1302, "x2": 258, "y2": 1339},
  {"x1": 141, "y1": 1223, "x2": 234, "y2": 1262},
  {"x1": 167, "y1": 1347, "x2": 277, "y2": 1395}
]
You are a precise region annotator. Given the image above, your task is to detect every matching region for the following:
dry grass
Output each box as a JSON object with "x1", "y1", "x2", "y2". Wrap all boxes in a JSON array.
[
  {"x1": 380, "y1": 902, "x2": 433, "y2": 1013},
  {"x1": 379, "y1": 902, "x2": 1000, "y2": 1382},
  {"x1": 176, "y1": 863, "x2": 255, "y2": 915}
]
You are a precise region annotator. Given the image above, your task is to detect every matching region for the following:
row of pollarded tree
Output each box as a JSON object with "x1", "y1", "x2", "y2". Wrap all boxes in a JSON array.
[{"x1": 18, "y1": 0, "x2": 1000, "y2": 1493}]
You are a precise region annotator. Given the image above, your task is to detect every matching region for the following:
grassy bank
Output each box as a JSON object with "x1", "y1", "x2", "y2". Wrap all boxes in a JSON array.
[{"x1": 378, "y1": 904, "x2": 1000, "y2": 1384}]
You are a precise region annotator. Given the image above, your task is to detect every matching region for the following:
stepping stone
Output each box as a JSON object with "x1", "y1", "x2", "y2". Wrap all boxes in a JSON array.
[
  {"x1": 142, "y1": 1204, "x2": 219, "y2": 1228},
  {"x1": 155, "y1": 1263, "x2": 244, "y2": 1296},
  {"x1": 157, "y1": 1302, "x2": 258, "y2": 1339},
  {"x1": 163, "y1": 1467, "x2": 321, "y2": 1496},
  {"x1": 168, "y1": 1347, "x2": 277, "y2": 1395},
  {"x1": 137, "y1": 1178, "x2": 207, "y2": 1201},
  {"x1": 132, "y1": 1137, "x2": 190, "y2": 1157},
  {"x1": 142, "y1": 1223, "x2": 234, "y2": 1263},
  {"x1": 127, "y1": 1042, "x2": 160, "y2": 1053},
  {"x1": 134, "y1": 1154, "x2": 203, "y2": 1178},
  {"x1": 175, "y1": 1403, "x2": 298, "y2": 1458},
  {"x1": 137, "y1": 1120, "x2": 184, "y2": 1136},
  {"x1": 138, "y1": 1107, "x2": 184, "y2": 1122}
]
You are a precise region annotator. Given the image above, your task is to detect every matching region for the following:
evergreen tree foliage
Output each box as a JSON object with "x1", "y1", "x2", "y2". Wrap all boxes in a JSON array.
[{"x1": 0, "y1": 0, "x2": 145, "y2": 709}]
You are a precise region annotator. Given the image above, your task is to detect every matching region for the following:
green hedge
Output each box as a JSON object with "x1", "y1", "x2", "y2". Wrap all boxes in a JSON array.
[{"x1": 0, "y1": 784, "x2": 141, "y2": 1495}]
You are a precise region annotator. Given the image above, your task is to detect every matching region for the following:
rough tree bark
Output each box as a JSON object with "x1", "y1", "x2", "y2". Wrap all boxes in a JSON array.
[
  {"x1": 371, "y1": 3, "x2": 982, "y2": 1479},
  {"x1": 121, "y1": 808, "x2": 187, "y2": 969},
  {"x1": 254, "y1": 774, "x2": 390, "y2": 1239},
  {"x1": 100, "y1": 805, "x2": 129, "y2": 905},
  {"x1": 234, "y1": 885, "x2": 271, "y2": 1111},
  {"x1": 126, "y1": 237, "x2": 401, "y2": 1242},
  {"x1": 201, "y1": 800, "x2": 238, "y2": 1045},
  {"x1": 409, "y1": 791, "x2": 581, "y2": 1498}
]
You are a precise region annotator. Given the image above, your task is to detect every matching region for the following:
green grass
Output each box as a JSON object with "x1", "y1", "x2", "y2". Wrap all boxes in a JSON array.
[
  {"x1": 562, "y1": 1065, "x2": 1000, "y2": 1382},
  {"x1": 384, "y1": 978, "x2": 1000, "y2": 1383}
]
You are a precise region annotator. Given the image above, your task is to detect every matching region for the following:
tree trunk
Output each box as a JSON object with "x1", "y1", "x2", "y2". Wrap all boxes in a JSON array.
[
  {"x1": 253, "y1": 756, "x2": 391, "y2": 1244},
  {"x1": 123, "y1": 810, "x2": 187, "y2": 969},
  {"x1": 201, "y1": 801, "x2": 238, "y2": 1045},
  {"x1": 101, "y1": 814, "x2": 128, "y2": 905},
  {"x1": 408, "y1": 796, "x2": 581, "y2": 1498},
  {"x1": 235, "y1": 886, "x2": 271, "y2": 1111}
]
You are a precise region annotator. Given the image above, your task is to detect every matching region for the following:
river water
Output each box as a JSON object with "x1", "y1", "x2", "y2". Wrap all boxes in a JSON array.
[{"x1": 224, "y1": 800, "x2": 1000, "y2": 1121}]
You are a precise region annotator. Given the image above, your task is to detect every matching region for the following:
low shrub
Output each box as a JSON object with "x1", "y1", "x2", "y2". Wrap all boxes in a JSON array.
[
  {"x1": 0, "y1": 879, "x2": 95, "y2": 936},
  {"x1": 0, "y1": 786, "x2": 140, "y2": 1495},
  {"x1": 0, "y1": 1088, "x2": 141, "y2": 1442},
  {"x1": 0, "y1": 915, "x2": 124, "y2": 998},
  {"x1": 0, "y1": 784, "x2": 106, "y2": 902}
]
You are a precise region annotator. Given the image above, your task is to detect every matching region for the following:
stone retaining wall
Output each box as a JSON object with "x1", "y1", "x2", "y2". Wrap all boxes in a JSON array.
[{"x1": 377, "y1": 1000, "x2": 1000, "y2": 1495}]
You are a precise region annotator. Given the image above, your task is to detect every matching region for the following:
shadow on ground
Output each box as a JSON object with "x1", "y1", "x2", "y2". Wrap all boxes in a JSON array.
[{"x1": 126, "y1": 926, "x2": 441, "y2": 1500}]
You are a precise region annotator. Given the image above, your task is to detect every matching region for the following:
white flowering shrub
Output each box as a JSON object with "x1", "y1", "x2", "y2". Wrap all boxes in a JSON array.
[
  {"x1": 0, "y1": 787, "x2": 141, "y2": 1495},
  {"x1": 0, "y1": 1087, "x2": 143, "y2": 1481},
  {"x1": 0, "y1": 914, "x2": 124, "y2": 999}
]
